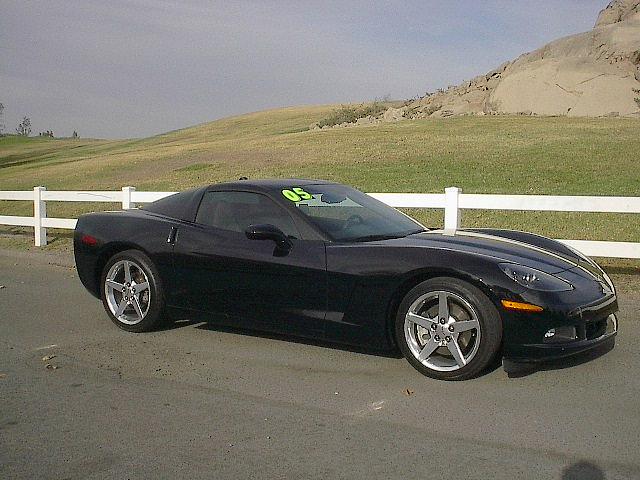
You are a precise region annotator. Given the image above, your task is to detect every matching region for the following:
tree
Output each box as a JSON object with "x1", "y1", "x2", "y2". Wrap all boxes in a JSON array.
[
  {"x1": 16, "y1": 116, "x2": 31, "y2": 136},
  {"x1": 0, "y1": 103, "x2": 4, "y2": 135}
]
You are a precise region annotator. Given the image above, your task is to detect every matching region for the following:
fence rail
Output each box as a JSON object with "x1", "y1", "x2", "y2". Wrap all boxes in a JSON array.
[{"x1": 1, "y1": 186, "x2": 639, "y2": 258}]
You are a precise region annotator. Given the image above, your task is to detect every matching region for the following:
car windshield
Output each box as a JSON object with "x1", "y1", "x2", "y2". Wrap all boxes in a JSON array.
[{"x1": 284, "y1": 184, "x2": 426, "y2": 242}]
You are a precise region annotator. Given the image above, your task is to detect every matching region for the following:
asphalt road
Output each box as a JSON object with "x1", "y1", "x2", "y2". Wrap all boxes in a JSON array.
[{"x1": 1, "y1": 251, "x2": 639, "y2": 480}]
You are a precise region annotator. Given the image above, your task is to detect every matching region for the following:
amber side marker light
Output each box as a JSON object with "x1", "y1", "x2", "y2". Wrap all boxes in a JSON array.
[{"x1": 501, "y1": 300, "x2": 544, "y2": 312}]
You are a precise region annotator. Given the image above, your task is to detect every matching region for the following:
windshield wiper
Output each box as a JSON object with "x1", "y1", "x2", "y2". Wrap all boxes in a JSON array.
[
  {"x1": 349, "y1": 234, "x2": 407, "y2": 242},
  {"x1": 348, "y1": 229, "x2": 427, "y2": 243}
]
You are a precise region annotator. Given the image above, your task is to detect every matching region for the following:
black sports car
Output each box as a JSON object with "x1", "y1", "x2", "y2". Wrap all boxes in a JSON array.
[{"x1": 74, "y1": 179, "x2": 618, "y2": 380}]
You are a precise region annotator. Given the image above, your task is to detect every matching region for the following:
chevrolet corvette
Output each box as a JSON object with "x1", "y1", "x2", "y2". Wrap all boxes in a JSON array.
[{"x1": 74, "y1": 179, "x2": 618, "y2": 380}]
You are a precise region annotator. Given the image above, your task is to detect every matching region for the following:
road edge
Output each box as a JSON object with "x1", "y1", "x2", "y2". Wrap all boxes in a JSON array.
[{"x1": 0, "y1": 247, "x2": 75, "y2": 269}]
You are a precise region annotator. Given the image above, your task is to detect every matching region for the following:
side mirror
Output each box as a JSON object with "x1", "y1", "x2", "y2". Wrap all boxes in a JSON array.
[{"x1": 245, "y1": 224, "x2": 292, "y2": 252}]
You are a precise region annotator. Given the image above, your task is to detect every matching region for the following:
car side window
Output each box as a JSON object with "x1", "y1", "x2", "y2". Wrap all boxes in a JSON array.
[{"x1": 196, "y1": 191, "x2": 301, "y2": 238}]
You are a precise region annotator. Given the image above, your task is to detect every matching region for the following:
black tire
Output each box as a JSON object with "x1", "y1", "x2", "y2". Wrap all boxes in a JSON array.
[
  {"x1": 100, "y1": 249, "x2": 167, "y2": 332},
  {"x1": 395, "y1": 277, "x2": 502, "y2": 381}
]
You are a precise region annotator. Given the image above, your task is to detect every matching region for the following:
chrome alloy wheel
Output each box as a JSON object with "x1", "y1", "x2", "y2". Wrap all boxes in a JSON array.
[
  {"x1": 404, "y1": 291, "x2": 481, "y2": 371},
  {"x1": 104, "y1": 260, "x2": 151, "y2": 325}
]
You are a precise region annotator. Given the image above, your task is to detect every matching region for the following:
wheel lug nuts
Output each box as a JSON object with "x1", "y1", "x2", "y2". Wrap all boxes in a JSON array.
[
  {"x1": 434, "y1": 335, "x2": 440, "y2": 341},
  {"x1": 431, "y1": 324, "x2": 437, "y2": 330},
  {"x1": 445, "y1": 336, "x2": 451, "y2": 342},
  {"x1": 440, "y1": 318, "x2": 446, "y2": 324},
  {"x1": 448, "y1": 325, "x2": 454, "y2": 332}
]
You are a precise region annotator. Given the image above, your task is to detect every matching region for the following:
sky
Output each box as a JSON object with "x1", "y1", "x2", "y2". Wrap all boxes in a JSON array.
[{"x1": 1, "y1": 0, "x2": 606, "y2": 139}]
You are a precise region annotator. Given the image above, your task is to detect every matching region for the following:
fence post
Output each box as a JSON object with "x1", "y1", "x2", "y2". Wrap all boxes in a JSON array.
[
  {"x1": 33, "y1": 186, "x2": 47, "y2": 246},
  {"x1": 122, "y1": 186, "x2": 136, "y2": 209},
  {"x1": 444, "y1": 187, "x2": 461, "y2": 232}
]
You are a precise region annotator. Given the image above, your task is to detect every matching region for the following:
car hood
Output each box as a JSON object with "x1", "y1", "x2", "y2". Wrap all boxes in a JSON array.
[{"x1": 376, "y1": 229, "x2": 580, "y2": 274}]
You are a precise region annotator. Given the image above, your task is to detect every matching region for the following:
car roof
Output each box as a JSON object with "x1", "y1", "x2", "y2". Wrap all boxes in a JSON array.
[
  {"x1": 144, "y1": 178, "x2": 342, "y2": 230},
  {"x1": 207, "y1": 178, "x2": 338, "y2": 192}
]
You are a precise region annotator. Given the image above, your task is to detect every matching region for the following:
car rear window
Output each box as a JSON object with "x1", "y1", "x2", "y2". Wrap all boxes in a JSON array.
[{"x1": 143, "y1": 188, "x2": 201, "y2": 221}]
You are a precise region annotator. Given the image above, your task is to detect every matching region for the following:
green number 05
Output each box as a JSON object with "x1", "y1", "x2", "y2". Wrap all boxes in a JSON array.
[{"x1": 282, "y1": 187, "x2": 312, "y2": 202}]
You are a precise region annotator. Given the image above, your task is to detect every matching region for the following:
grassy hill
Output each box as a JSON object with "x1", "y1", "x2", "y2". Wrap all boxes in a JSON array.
[{"x1": 1, "y1": 105, "x2": 639, "y2": 250}]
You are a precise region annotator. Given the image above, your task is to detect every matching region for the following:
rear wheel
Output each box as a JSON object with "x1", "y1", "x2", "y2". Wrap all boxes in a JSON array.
[
  {"x1": 100, "y1": 250, "x2": 166, "y2": 332},
  {"x1": 395, "y1": 277, "x2": 502, "y2": 380}
]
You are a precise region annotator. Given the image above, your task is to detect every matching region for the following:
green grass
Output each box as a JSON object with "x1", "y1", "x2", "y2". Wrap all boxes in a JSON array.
[{"x1": 1, "y1": 107, "x2": 639, "y2": 250}]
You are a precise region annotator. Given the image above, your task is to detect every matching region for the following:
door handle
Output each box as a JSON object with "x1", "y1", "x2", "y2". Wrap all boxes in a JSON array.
[{"x1": 167, "y1": 226, "x2": 178, "y2": 245}]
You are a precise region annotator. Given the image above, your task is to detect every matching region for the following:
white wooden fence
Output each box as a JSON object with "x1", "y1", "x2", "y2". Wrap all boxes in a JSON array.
[{"x1": 1, "y1": 186, "x2": 639, "y2": 258}]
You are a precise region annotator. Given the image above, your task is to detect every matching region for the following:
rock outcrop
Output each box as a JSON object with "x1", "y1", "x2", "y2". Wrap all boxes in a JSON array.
[
  {"x1": 596, "y1": 0, "x2": 640, "y2": 27},
  {"x1": 406, "y1": 1, "x2": 640, "y2": 119}
]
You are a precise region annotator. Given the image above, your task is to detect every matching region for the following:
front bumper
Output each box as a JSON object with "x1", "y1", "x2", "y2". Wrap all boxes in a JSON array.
[{"x1": 501, "y1": 295, "x2": 618, "y2": 364}]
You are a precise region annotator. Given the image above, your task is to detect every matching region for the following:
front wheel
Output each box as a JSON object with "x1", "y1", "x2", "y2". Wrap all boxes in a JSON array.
[
  {"x1": 100, "y1": 250, "x2": 166, "y2": 332},
  {"x1": 395, "y1": 277, "x2": 502, "y2": 380}
]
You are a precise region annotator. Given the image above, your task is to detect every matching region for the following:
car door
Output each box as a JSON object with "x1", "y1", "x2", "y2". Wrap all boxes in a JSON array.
[{"x1": 171, "y1": 190, "x2": 328, "y2": 338}]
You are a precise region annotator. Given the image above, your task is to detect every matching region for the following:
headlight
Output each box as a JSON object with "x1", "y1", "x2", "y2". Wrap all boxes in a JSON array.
[{"x1": 499, "y1": 263, "x2": 573, "y2": 292}]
